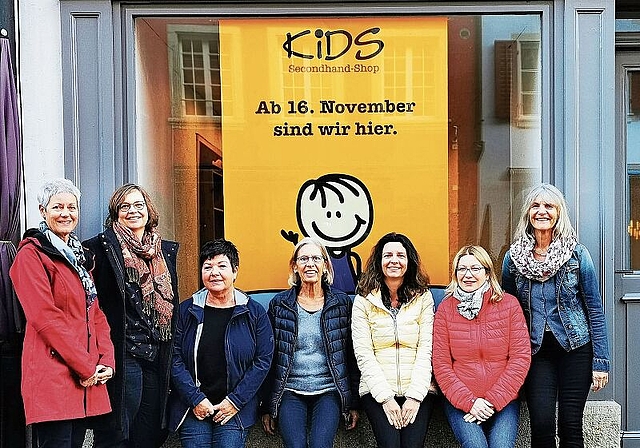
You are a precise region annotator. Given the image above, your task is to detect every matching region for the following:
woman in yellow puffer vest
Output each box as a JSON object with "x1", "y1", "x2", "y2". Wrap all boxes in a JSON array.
[{"x1": 352, "y1": 232, "x2": 436, "y2": 448}]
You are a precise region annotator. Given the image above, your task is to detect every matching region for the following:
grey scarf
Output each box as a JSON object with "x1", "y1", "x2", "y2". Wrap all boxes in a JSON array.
[
  {"x1": 453, "y1": 281, "x2": 489, "y2": 320},
  {"x1": 39, "y1": 221, "x2": 97, "y2": 309}
]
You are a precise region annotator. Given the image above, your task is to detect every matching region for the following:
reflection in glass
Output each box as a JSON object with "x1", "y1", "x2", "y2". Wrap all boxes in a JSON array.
[{"x1": 135, "y1": 14, "x2": 542, "y2": 296}]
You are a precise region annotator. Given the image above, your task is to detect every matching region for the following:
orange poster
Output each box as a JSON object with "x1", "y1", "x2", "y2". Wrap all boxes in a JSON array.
[{"x1": 219, "y1": 17, "x2": 449, "y2": 291}]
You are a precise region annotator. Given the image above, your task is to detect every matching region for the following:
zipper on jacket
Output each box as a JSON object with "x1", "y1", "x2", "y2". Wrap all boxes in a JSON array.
[
  {"x1": 84, "y1": 306, "x2": 90, "y2": 416},
  {"x1": 392, "y1": 312, "x2": 402, "y2": 396},
  {"x1": 274, "y1": 302, "x2": 299, "y2": 418},
  {"x1": 224, "y1": 305, "x2": 250, "y2": 429},
  {"x1": 320, "y1": 301, "x2": 347, "y2": 413}
]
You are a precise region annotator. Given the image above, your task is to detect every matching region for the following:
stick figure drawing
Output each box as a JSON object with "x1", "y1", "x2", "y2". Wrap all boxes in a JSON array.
[{"x1": 281, "y1": 173, "x2": 374, "y2": 294}]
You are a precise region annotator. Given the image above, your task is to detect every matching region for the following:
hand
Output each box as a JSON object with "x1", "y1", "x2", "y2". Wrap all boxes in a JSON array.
[
  {"x1": 345, "y1": 410, "x2": 359, "y2": 430},
  {"x1": 382, "y1": 397, "x2": 403, "y2": 430},
  {"x1": 79, "y1": 364, "x2": 103, "y2": 387},
  {"x1": 468, "y1": 398, "x2": 494, "y2": 423},
  {"x1": 79, "y1": 375, "x2": 96, "y2": 388},
  {"x1": 591, "y1": 371, "x2": 609, "y2": 392},
  {"x1": 212, "y1": 397, "x2": 238, "y2": 425},
  {"x1": 401, "y1": 397, "x2": 421, "y2": 427},
  {"x1": 193, "y1": 398, "x2": 215, "y2": 421},
  {"x1": 95, "y1": 365, "x2": 113, "y2": 384},
  {"x1": 463, "y1": 412, "x2": 480, "y2": 424},
  {"x1": 262, "y1": 414, "x2": 276, "y2": 435}
]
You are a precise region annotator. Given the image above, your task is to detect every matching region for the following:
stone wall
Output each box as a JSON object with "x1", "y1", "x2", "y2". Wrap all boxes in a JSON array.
[{"x1": 156, "y1": 398, "x2": 620, "y2": 448}]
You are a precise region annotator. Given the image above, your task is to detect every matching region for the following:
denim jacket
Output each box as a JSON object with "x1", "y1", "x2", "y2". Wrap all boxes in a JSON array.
[
  {"x1": 502, "y1": 243, "x2": 610, "y2": 373},
  {"x1": 168, "y1": 288, "x2": 274, "y2": 431}
]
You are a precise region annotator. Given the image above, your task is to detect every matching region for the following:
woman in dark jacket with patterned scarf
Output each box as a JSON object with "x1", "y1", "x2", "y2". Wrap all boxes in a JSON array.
[
  {"x1": 260, "y1": 237, "x2": 360, "y2": 448},
  {"x1": 84, "y1": 184, "x2": 179, "y2": 448}
]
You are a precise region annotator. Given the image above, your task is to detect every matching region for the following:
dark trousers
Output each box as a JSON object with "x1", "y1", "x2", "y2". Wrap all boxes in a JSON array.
[
  {"x1": 361, "y1": 393, "x2": 435, "y2": 448},
  {"x1": 525, "y1": 334, "x2": 592, "y2": 448},
  {"x1": 0, "y1": 340, "x2": 26, "y2": 448},
  {"x1": 93, "y1": 355, "x2": 167, "y2": 448},
  {"x1": 32, "y1": 419, "x2": 88, "y2": 448}
]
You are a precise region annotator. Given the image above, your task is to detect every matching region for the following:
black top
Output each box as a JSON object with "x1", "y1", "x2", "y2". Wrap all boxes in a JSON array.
[
  {"x1": 124, "y1": 280, "x2": 159, "y2": 361},
  {"x1": 197, "y1": 305, "x2": 234, "y2": 405}
]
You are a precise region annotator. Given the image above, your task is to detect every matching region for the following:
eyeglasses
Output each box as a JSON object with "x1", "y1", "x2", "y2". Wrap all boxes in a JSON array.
[
  {"x1": 455, "y1": 266, "x2": 485, "y2": 275},
  {"x1": 296, "y1": 255, "x2": 325, "y2": 264},
  {"x1": 119, "y1": 201, "x2": 146, "y2": 213}
]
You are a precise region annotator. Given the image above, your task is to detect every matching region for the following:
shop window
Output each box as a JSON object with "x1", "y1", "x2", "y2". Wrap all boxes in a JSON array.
[{"x1": 136, "y1": 15, "x2": 542, "y2": 297}]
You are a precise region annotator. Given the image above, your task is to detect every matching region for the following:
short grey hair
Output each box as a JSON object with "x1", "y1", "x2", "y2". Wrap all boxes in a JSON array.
[{"x1": 37, "y1": 178, "x2": 81, "y2": 208}]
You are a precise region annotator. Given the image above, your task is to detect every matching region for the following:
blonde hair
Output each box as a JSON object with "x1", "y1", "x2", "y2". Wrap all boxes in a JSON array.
[
  {"x1": 287, "y1": 237, "x2": 334, "y2": 287},
  {"x1": 513, "y1": 183, "x2": 576, "y2": 242},
  {"x1": 445, "y1": 245, "x2": 503, "y2": 303}
]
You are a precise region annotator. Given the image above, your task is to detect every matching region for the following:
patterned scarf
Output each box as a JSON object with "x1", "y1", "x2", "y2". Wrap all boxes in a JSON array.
[
  {"x1": 453, "y1": 281, "x2": 489, "y2": 320},
  {"x1": 39, "y1": 221, "x2": 97, "y2": 309},
  {"x1": 509, "y1": 233, "x2": 577, "y2": 282},
  {"x1": 112, "y1": 222, "x2": 174, "y2": 340}
]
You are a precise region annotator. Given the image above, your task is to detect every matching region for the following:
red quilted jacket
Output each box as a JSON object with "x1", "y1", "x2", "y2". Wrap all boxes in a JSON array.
[{"x1": 433, "y1": 289, "x2": 530, "y2": 412}]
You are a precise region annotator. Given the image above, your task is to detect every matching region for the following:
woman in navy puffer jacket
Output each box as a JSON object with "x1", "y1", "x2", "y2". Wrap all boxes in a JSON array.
[{"x1": 261, "y1": 237, "x2": 360, "y2": 448}]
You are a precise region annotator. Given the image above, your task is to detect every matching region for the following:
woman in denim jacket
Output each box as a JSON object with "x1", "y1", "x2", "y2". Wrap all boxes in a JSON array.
[{"x1": 501, "y1": 183, "x2": 610, "y2": 448}]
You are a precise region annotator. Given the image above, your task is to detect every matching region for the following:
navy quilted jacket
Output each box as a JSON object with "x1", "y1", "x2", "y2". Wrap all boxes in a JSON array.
[{"x1": 261, "y1": 286, "x2": 360, "y2": 418}]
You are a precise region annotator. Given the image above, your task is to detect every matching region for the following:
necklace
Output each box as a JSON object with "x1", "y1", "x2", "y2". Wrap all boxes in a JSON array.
[{"x1": 533, "y1": 248, "x2": 548, "y2": 256}]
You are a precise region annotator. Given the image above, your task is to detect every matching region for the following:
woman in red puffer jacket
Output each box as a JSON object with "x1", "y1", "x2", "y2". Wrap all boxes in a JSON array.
[{"x1": 433, "y1": 245, "x2": 530, "y2": 448}]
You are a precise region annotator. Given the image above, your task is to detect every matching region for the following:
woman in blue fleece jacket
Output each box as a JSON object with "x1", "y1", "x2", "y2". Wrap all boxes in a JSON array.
[{"x1": 168, "y1": 239, "x2": 274, "y2": 448}]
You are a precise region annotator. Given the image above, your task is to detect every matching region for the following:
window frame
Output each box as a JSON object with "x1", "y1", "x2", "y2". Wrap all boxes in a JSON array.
[{"x1": 167, "y1": 24, "x2": 222, "y2": 121}]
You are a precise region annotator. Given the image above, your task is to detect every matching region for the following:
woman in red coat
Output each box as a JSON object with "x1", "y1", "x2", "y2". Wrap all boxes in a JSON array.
[
  {"x1": 10, "y1": 178, "x2": 115, "y2": 448},
  {"x1": 433, "y1": 245, "x2": 530, "y2": 448}
]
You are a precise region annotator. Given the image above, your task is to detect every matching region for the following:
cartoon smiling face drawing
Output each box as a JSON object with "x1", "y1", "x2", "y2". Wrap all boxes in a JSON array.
[{"x1": 296, "y1": 174, "x2": 374, "y2": 252}]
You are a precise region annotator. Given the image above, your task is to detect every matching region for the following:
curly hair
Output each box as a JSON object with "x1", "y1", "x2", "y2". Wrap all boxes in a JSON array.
[{"x1": 357, "y1": 232, "x2": 429, "y2": 307}]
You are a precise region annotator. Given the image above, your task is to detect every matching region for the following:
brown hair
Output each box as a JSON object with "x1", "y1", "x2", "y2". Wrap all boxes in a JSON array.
[{"x1": 105, "y1": 183, "x2": 160, "y2": 232}]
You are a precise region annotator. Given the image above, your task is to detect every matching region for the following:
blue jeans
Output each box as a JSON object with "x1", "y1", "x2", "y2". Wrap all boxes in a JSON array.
[
  {"x1": 178, "y1": 413, "x2": 249, "y2": 448},
  {"x1": 94, "y1": 354, "x2": 166, "y2": 448},
  {"x1": 361, "y1": 393, "x2": 435, "y2": 448},
  {"x1": 444, "y1": 399, "x2": 520, "y2": 448},
  {"x1": 278, "y1": 390, "x2": 341, "y2": 448},
  {"x1": 526, "y1": 335, "x2": 592, "y2": 448},
  {"x1": 32, "y1": 418, "x2": 88, "y2": 448}
]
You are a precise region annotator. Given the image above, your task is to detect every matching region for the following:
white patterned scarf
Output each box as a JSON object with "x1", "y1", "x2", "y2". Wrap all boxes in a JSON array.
[{"x1": 509, "y1": 234, "x2": 577, "y2": 282}]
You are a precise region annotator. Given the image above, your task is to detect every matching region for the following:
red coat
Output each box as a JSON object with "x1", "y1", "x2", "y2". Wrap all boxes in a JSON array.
[
  {"x1": 9, "y1": 231, "x2": 115, "y2": 424},
  {"x1": 433, "y1": 289, "x2": 530, "y2": 412}
]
